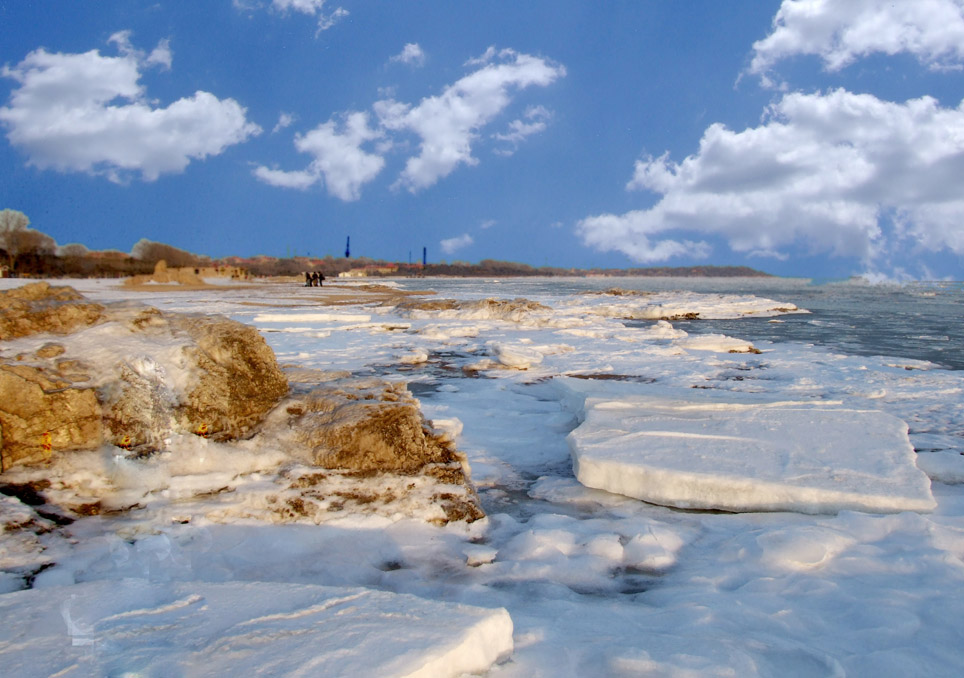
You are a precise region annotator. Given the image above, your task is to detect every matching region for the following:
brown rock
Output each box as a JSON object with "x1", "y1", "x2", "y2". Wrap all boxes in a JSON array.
[
  {"x1": 284, "y1": 379, "x2": 467, "y2": 475},
  {"x1": 35, "y1": 343, "x2": 66, "y2": 359},
  {"x1": 271, "y1": 376, "x2": 484, "y2": 523},
  {"x1": 53, "y1": 359, "x2": 92, "y2": 383},
  {"x1": 0, "y1": 283, "x2": 103, "y2": 340},
  {"x1": 308, "y1": 401, "x2": 458, "y2": 474},
  {"x1": 168, "y1": 314, "x2": 289, "y2": 439},
  {"x1": 0, "y1": 362, "x2": 102, "y2": 471},
  {"x1": 97, "y1": 310, "x2": 288, "y2": 447}
]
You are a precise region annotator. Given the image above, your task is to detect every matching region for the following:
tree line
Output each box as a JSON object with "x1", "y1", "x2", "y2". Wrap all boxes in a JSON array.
[{"x1": 1, "y1": 208, "x2": 772, "y2": 280}]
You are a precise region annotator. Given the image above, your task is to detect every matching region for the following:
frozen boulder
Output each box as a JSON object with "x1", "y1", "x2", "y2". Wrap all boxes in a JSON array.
[
  {"x1": 0, "y1": 282, "x2": 103, "y2": 340},
  {"x1": 0, "y1": 286, "x2": 288, "y2": 467},
  {"x1": 273, "y1": 376, "x2": 484, "y2": 523},
  {"x1": 166, "y1": 312, "x2": 289, "y2": 439},
  {"x1": 0, "y1": 580, "x2": 514, "y2": 677},
  {"x1": 89, "y1": 306, "x2": 289, "y2": 448},
  {"x1": 568, "y1": 394, "x2": 936, "y2": 514}
]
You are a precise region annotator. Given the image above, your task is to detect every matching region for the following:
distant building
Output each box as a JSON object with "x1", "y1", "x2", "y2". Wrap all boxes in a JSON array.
[{"x1": 338, "y1": 264, "x2": 399, "y2": 278}]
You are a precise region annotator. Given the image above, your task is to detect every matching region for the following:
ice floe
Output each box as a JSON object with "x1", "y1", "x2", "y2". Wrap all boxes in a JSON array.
[
  {"x1": 565, "y1": 383, "x2": 936, "y2": 514},
  {"x1": 0, "y1": 579, "x2": 513, "y2": 677}
]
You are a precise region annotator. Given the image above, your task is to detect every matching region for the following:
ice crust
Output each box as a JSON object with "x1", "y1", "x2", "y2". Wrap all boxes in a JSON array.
[
  {"x1": 568, "y1": 389, "x2": 936, "y2": 514},
  {"x1": 2, "y1": 277, "x2": 963, "y2": 677},
  {"x1": 0, "y1": 579, "x2": 513, "y2": 678}
]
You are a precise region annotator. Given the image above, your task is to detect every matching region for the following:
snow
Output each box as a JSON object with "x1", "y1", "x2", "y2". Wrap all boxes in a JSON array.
[
  {"x1": 0, "y1": 580, "x2": 513, "y2": 678},
  {"x1": 916, "y1": 450, "x2": 964, "y2": 484},
  {"x1": 567, "y1": 388, "x2": 936, "y2": 514},
  {"x1": 253, "y1": 311, "x2": 373, "y2": 323},
  {"x1": 2, "y1": 276, "x2": 964, "y2": 676}
]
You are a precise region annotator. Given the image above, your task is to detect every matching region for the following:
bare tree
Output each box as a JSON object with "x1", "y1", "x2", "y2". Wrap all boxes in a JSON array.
[
  {"x1": 131, "y1": 238, "x2": 206, "y2": 268},
  {"x1": 57, "y1": 243, "x2": 90, "y2": 258},
  {"x1": 0, "y1": 209, "x2": 56, "y2": 274}
]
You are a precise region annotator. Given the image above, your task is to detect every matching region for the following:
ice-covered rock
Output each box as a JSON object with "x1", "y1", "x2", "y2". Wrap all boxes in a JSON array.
[
  {"x1": 0, "y1": 286, "x2": 288, "y2": 467},
  {"x1": 490, "y1": 342, "x2": 545, "y2": 369},
  {"x1": 166, "y1": 311, "x2": 289, "y2": 440},
  {"x1": 267, "y1": 376, "x2": 484, "y2": 524},
  {"x1": 567, "y1": 391, "x2": 936, "y2": 514},
  {"x1": 0, "y1": 579, "x2": 514, "y2": 677},
  {"x1": 397, "y1": 297, "x2": 551, "y2": 323},
  {"x1": 0, "y1": 282, "x2": 103, "y2": 340}
]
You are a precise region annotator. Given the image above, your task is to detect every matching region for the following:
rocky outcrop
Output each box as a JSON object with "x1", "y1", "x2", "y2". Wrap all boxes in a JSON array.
[
  {"x1": 0, "y1": 288, "x2": 288, "y2": 467},
  {"x1": 172, "y1": 314, "x2": 290, "y2": 439},
  {"x1": 0, "y1": 283, "x2": 103, "y2": 340},
  {"x1": 0, "y1": 284, "x2": 482, "y2": 526},
  {"x1": 266, "y1": 375, "x2": 484, "y2": 524},
  {"x1": 0, "y1": 362, "x2": 102, "y2": 471},
  {"x1": 100, "y1": 309, "x2": 290, "y2": 447},
  {"x1": 287, "y1": 379, "x2": 462, "y2": 473}
]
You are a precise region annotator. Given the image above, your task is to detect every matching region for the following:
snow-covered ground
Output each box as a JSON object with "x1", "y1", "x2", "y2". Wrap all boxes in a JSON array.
[{"x1": 2, "y1": 277, "x2": 963, "y2": 676}]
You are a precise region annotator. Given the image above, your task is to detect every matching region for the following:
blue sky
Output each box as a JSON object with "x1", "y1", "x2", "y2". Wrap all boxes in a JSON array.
[{"x1": 2, "y1": 1, "x2": 963, "y2": 280}]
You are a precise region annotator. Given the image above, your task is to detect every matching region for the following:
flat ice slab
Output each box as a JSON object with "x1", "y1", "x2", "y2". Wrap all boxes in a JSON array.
[
  {"x1": 0, "y1": 580, "x2": 513, "y2": 678},
  {"x1": 568, "y1": 394, "x2": 936, "y2": 514}
]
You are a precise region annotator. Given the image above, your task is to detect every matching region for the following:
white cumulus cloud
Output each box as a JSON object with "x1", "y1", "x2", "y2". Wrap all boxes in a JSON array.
[
  {"x1": 0, "y1": 35, "x2": 261, "y2": 182},
  {"x1": 391, "y1": 43, "x2": 426, "y2": 67},
  {"x1": 375, "y1": 48, "x2": 566, "y2": 192},
  {"x1": 750, "y1": 0, "x2": 964, "y2": 80},
  {"x1": 578, "y1": 89, "x2": 964, "y2": 266},
  {"x1": 253, "y1": 111, "x2": 385, "y2": 201},
  {"x1": 440, "y1": 233, "x2": 474, "y2": 255}
]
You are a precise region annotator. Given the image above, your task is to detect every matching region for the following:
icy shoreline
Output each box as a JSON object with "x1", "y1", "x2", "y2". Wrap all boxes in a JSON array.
[{"x1": 2, "y1": 277, "x2": 963, "y2": 676}]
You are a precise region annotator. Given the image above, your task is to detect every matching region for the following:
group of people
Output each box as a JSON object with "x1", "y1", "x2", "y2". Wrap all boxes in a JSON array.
[{"x1": 304, "y1": 271, "x2": 325, "y2": 287}]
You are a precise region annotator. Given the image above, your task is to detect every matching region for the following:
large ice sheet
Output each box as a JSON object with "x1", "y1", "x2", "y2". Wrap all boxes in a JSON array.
[
  {"x1": 0, "y1": 580, "x2": 513, "y2": 678},
  {"x1": 568, "y1": 394, "x2": 936, "y2": 514}
]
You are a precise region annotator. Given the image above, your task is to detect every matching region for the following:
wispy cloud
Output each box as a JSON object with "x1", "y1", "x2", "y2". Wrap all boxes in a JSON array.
[
  {"x1": 375, "y1": 48, "x2": 566, "y2": 192},
  {"x1": 440, "y1": 233, "x2": 474, "y2": 255},
  {"x1": 236, "y1": 0, "x2": 348, "y2": 34},
  {"x1": 390, "y1": 43, "x2": 426, "y2": 67},
  {"x1": 272, "y1": 112, "x2": 296, "y2": 133},
  {"x1": 257, "y1": 47, "x2": 565, "y2": 200},
  {"x1": 493, "y1": 105, "x2": 552, "y2": 156}
]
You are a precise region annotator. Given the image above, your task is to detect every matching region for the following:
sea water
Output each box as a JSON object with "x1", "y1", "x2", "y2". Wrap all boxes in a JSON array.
[{"x1": 392, "y1": 276, "x2": 964, "y2": 371}]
